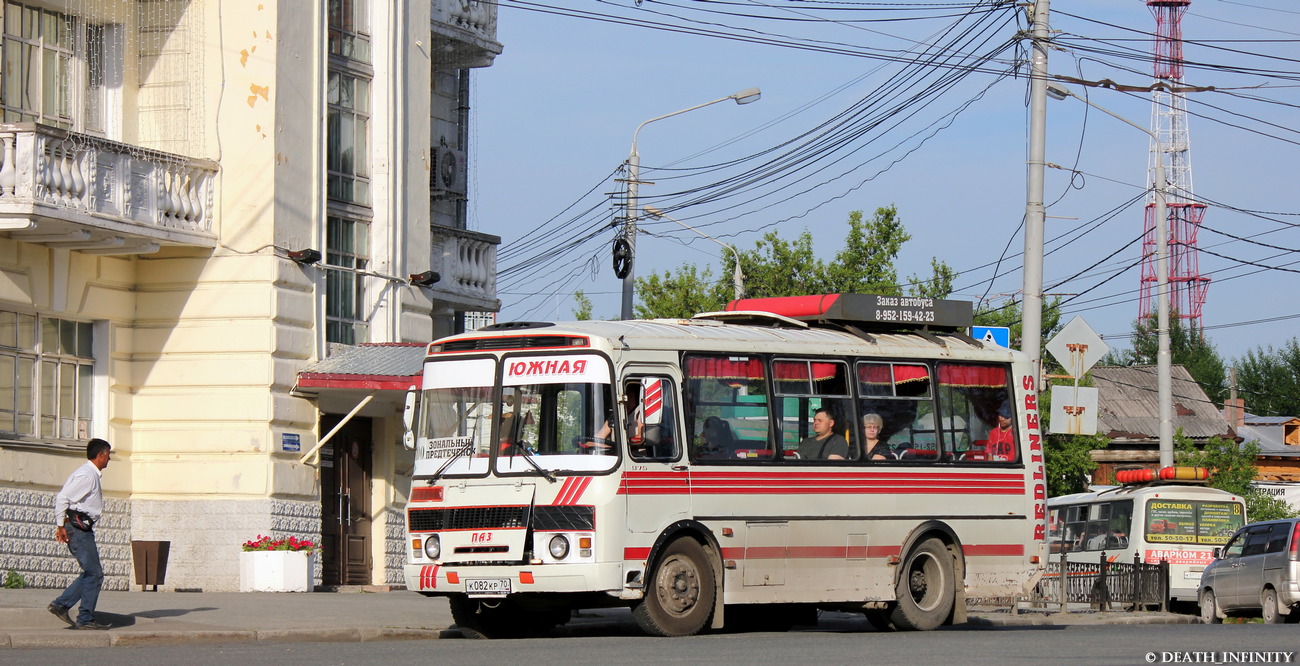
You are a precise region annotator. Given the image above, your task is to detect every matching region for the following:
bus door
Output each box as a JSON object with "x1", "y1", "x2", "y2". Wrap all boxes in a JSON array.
[{"x1": 620, "y1": 371, "x2": 688, "y2": 534}]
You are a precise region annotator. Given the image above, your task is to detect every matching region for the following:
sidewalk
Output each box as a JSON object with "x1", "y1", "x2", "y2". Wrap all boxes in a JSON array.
[{"x1": 0, "y1": 588, "x2": 1197, "y2": 648}]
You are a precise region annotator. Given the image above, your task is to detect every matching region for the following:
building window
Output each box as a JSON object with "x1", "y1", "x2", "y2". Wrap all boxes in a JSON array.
[
  {"x1": 327, "y1": 69, "x2": 370, "y2": 205},
  {"x1": 0, "y1": 1, "x2": 110, "y2": 132},
  {"x1": 326, "y1": 215, "x2": 370, "y2": 345},
  {"x1": 0, "y1": 309, "x2": 94, "y2": 441},
  {"x1": 328, "y1": 0, "x2": 370, "y2": 63},
  {"x1": 1, "y1": 1, "x2": 73, "y2": 125},
  {"x1": 326, "y1": 0, "x2": 371, "y2": 207}
]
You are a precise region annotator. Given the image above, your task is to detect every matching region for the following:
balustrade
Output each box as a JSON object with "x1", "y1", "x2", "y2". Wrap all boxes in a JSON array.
[
  {"x1": 0, "y1": 123, "x2": 218, "y2": 247},
  {"x1": 430, "y1": 225, "x2": 499, "y2": 311}
]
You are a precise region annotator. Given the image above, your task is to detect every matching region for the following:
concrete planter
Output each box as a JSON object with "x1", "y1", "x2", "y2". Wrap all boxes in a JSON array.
[{"x1": 239, "y1": 550, "x2": 316, "y2": 592}]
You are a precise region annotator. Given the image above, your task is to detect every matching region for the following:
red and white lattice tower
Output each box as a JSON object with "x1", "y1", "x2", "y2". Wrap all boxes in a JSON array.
[{"x1": 1139, "y1": 0, "x2": 1209, "y2": 330}]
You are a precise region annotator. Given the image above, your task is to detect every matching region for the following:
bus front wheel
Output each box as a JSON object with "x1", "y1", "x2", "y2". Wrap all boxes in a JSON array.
[
  {"x1": 633, "y1": 537, "x2": 716, "y2": 637},
  {"x1": 889, "y1": 538, "x2": 956, "y2": 631}
]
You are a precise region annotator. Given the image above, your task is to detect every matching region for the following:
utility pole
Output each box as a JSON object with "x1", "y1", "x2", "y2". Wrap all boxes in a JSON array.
[{"x1": 1022, "y1": 0, "x2": 1051, "y2": 385}]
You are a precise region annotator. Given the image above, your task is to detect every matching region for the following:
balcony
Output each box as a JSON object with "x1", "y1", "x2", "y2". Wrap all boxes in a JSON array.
[
  {"x1": 0, "y1": 124, "x2": 219, "y2": 255},
  {"x1": 430, "y1": 0, "x2": 503, "y2": 69},
  {"x1": 429, "y1": 225, "x2": 499, "y2": 311}
]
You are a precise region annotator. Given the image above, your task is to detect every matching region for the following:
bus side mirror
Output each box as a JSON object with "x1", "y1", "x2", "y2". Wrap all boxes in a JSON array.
[
  {"x1": 1212, "y1": 547, "x2": 1221, "y2": 559},
  {"x1": 402, "y1": 386, "x2": 417, "y2": 450},
  {"x1": 640, "y1": 378, "x2": 664, "y2": 427}
]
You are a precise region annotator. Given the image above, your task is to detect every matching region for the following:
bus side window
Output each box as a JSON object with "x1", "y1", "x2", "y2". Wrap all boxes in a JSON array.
[
  {"x1": 685, "y1": 354, "x2": 774, "y2": 462},
  {"x1": 627, "y1": 377, "x2": 679, "y2": 463},
  {"x1": 857, "y1": 362, "x2": 935, "y2": 462},
  {"x1": 936, "y1": 363, "x2": 1016, "y2": 463},
  {"x1": 772, "y1": 359, "x2": 852, "y2": 461}
]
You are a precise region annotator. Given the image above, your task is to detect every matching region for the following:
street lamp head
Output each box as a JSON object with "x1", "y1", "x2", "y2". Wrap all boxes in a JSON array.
[
  {"x1": 1045, "y1": 82, "x2": 1070, "y2": 101},
  {"x1": 729, "y1": 87, "x2": 762, "y2": 105}
]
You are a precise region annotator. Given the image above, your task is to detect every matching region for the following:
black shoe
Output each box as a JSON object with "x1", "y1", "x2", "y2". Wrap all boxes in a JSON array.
[
  {"x1": 47, "y1": 603, "x2": 74, "y2": 627},
  {"x1": 73, "y1": 620, "x2": 111, "y2": 630}
]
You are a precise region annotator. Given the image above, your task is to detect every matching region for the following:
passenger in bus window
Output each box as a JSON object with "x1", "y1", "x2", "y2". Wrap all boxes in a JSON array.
[
  {"x1": 863, "y1": 413, "x2": 892, "y2": 460},
  {"x1": 985, "y1": 401, "x2": 1016, "y2": 461},
  {"x1": 699, "y1": 416, "x2": 735, "y2": 458},
  {"x1": 793, "y1": 408, "x2": 848, "y2": 460}
]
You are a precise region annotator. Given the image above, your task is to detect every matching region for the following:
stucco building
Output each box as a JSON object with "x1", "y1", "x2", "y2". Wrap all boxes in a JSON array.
[{"x1": 0, "y1": 0, "x2": 500, "y2": 591}]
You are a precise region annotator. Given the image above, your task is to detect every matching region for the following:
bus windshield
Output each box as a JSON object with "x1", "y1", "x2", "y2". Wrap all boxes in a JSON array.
[{"x1": 413, "y1": 354, "x2": 617, "y2": 478}]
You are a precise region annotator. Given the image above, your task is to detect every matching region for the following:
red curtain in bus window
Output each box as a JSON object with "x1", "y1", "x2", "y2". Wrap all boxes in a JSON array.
[
  {"x1": 936, "y1": 364, "x2": 1006, "y2": 388},
  {"x1": 771, "y1": 360, "x2": 841, "y2": 391},
  {"x1": 857, "y1": 363, "x2": 930, "y2": 391},
  {"x1": 686, "y1": 356, "x2": 766, "y2": 381}
]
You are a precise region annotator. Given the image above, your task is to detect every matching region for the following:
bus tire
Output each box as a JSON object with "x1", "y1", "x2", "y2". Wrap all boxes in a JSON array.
[
  {"x1": 633, "y1": 537, "x2": 716, "y2": 637},
  {"x1": 449, "y1": 595, "x2": 525, "y2": 639},
  {"x1": 889, "y1": 538, "x2": 955, "y2": 631},
  {"x1": 1263, "y1": 588, "x2": 1285, "y2": 624},
  {"x1": 1199, "y1": 590, "x2": 1222, "y2": 624}
]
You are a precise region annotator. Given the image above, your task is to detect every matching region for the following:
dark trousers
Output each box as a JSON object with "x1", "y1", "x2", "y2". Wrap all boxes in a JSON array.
[{"x1": 52, "y1": 526, "x2": 103, "y2": 625}]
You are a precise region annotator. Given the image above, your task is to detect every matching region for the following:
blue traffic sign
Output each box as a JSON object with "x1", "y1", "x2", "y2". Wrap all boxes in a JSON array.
[{"x1": 971, "y1": 326, "x2": 1011, "y2": 348}]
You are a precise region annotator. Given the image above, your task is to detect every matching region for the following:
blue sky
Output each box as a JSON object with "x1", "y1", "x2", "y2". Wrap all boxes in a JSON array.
[{"x1": 469, "y1": 0, "x2": 1299, "y2": 364}]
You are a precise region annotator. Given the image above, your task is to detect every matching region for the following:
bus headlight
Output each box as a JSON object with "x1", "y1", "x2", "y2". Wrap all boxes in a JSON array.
[
  {"x1": 549, "y1": 535, "x2": 570, "y2": 560},
  {"x1": 423, "y1": 534, "x2": 441, "y2": 560}
]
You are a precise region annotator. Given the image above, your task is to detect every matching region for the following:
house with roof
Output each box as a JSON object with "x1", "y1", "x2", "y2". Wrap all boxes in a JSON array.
[
  {"x1": 1222, "y1": 408, "x2": 1300, "y2": 510},
  {"x1": 1086, "y1": 364, "x2": 1235, "y2": 484}
]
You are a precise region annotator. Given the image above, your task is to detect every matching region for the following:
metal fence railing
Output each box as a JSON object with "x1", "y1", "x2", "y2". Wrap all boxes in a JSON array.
[{"x1": 1028, "y1": 551, "x2": 1169, "y2": 612}]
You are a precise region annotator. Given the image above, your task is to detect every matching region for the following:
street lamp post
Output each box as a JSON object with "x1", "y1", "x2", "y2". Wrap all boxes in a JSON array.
[
  {"x1": 621, "y1": 87, "x2": 761, "y2": 320},
  {"x1": 1048, "y1": 82, "x2": 1174, "y2": 468},
  {"x1": 643, "y1": 206, "x2": 745, "y2": 300}
]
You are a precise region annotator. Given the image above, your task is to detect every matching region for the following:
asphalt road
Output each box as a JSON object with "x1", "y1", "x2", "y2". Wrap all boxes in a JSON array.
[{"x1": 6, "y1": 622, "x2": 1296, "y2": 666}]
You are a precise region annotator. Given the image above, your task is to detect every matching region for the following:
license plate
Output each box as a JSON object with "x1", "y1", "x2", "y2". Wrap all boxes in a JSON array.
[
  {"x1": 1184, "y1": 571, "x2": 1202, "y2": 580},
  {"x1": 464, "y1": 578, "x2": 511, "y2": 597}
]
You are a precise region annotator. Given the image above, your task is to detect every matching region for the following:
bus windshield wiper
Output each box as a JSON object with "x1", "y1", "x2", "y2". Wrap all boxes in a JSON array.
[
  {"x1": 505, "y1": 443, "x2": 557, "y2": 484},
  {"x1": 429, "y1": 438, "x2": 476, "y2": 484}
]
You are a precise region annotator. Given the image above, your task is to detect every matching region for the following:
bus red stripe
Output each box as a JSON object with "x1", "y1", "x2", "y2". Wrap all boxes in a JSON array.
[
  {"x1": 554, "y1": 477, "x2": 577, "y2": 505},
  {"x1": 627, "y1": 544, "x2": 1021, "y2": 560},
  {"x1": 565, "y1": 477, "x2": 593, "y2": 505}
]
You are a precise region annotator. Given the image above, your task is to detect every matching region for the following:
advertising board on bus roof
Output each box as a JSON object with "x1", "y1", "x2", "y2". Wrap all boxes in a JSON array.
[{"x1": 724, "y1": 293, "x2": 973, "y2": 331}]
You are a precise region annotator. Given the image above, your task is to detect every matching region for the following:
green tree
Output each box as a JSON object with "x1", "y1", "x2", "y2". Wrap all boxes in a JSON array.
[
  {"x1": 1044, "y1": 433, "x2": 1108, "y2": 497},
  {"x1": 1233, "y1": 338, "x2": 1300, "y2": 417},
  {"x1": 1107, "y1": 312, "x2": 1227, "y2": 405},
  {"x1": 635, "y1": 264, "x2": 732, "y2": 320},
  {"x1": 1175, "y1": 432, "x2": 1296, "y2": 522},
  {"x1": 636, "y1": 205, "x2": 954, "y2": 318},
  {"x1": 571, "y1": 290, "x2": 594, "y2": 321}
]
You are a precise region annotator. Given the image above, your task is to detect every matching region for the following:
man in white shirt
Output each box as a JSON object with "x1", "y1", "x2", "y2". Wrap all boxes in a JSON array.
[{"x1": 48, "y1": 438, "x2": 112, "y2": 630}]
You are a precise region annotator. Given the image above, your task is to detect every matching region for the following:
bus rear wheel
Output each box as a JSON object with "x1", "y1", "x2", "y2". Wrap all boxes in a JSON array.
[
  {"x1": 889, "y1": 538, "x2": 955, "y2": 631},
  {"x1": 633, "y1": 537, "x2": 716, "y2": 637}
]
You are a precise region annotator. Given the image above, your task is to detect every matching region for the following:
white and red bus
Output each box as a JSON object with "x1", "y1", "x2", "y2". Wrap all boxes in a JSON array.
[
  {"x1": 401, "y1": 294, "x2": 1047, "y2": 637},
  {"x1": 1047, "y1": 479, "x2": 1246, "y2": 608}
]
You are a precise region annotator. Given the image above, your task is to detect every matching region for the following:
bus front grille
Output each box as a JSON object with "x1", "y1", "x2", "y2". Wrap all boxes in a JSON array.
[{"x1": 408, "y1": 506, "x2": 528, "y2": 531}]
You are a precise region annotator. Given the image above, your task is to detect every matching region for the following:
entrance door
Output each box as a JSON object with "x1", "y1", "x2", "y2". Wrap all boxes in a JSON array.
[
  {"x1": 622, "y1": 368, "x2": 689, "y2": 534},
  {"x1": 321, "y1": 415, "x2": 373, "y2": 586}
]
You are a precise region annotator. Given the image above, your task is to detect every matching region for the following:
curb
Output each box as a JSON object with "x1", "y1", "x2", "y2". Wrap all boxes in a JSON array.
[
  {"x1": 1, "y1": 625, "x2": 450, "y2": 648},
  {"x1": 968, "y1": 613, "x2": 1200, "y2": 627}
]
